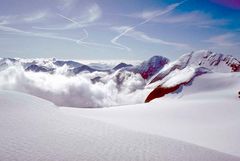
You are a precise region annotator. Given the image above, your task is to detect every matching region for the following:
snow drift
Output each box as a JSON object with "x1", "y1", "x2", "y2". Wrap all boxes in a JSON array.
[
  {"x1": 69, "y1": 72, "x2": 240, "y2": 156},
  {"x1": 1, "y1": 90, "x2": 240, "y2": 161}
]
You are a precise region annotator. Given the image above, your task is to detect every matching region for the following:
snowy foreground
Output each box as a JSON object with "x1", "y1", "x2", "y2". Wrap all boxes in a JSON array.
[{"x1": 0, "y1": 72, "x2": 240, "y2": 161}]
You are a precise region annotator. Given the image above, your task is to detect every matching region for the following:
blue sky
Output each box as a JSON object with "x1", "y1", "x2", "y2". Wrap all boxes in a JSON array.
[{"x1": 0, "y1": 0, "x2": 239, "y2": 60}]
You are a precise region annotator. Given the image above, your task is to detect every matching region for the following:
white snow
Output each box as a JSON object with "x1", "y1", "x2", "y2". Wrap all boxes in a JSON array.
[
  {"x1": 157, "y1": 66, "x2": 196, "y2": 88},
  {"x1": 1, "y1": 50, "x2": 239, "y2": 108},
  {"x1": 62, "y1": 72, "x2": 240, "y2": 157},
  {"x1": 0, "y1": 90, "x2": 240, "y2": 161},
  {"x1": 0, "y1": 51, "x2": 240, "y2": 160},
  {"x1": 148, "y1": 50, "x2": 239, "y2": 86},
  {"x1": 186, "y1": 50, "x2": 239, "y2": 72}
]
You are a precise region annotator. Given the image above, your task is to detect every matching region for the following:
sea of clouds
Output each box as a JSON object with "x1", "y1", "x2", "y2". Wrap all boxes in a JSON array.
[{"x1": 0, "y1": 63, "x2": 149, "y2": 108}]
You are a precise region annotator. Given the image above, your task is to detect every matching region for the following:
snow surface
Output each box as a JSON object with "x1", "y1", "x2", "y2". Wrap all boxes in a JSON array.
[
  {"x1": 62, "y1": 72, "x2": 240, "y2": 157},
  {"x1": 1, "y1": 90, "x2": 240, "y2": 161},
  {"x1": 0, "y1": 51, "x2": 240, "y2": 160},
  {"x1": 149, "y1": 50, "x2": 240, "y2": 85}
]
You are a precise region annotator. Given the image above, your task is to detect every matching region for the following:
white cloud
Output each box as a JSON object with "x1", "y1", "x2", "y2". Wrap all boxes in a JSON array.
[
  {"x1": 110, "y1": 1, "x2": 186, "y2": 51},
  {"x1": 33, "y1": 3, "x2": 102, "y2": 31},
  {"x1": 0, "y1": 64, "x2": 147, "y2": 108},
  {"x1": 0, "y1": 25, "x2": 26, "y2": 33},
  {"x1": 82, "y1": 3, "x2": 102, "y2": 23},
  {"x1": 131, "y1": 10, "x2": 227, "y2": 28},
  {"x1": 57, "y1": 0, "x2": 76, "y2": 10},
  {"x1": 204, "y1": 33, "x2": 240, "y2": 47},
  {"x1": 0, "y1": 11, "x2": 49, "y2": 25},
  {"x1": 111, "y1": 28, "x2": 132, "y2": 51},
  {"x1": 0, "y1": 25, "x2": 80, "y2": 41},
  {"x1": 0, "y1": 3, "x2": 120, "y2": 50},
  {"x1": 0, "y1": 25, "x2": 121, "y2": 50},
  {"x1": 58, "y1": 3, "x2": 102, "y2": 28},
  {"x1": 79, "y1": 29, "x2": 89, "y2": 41},
  {"x1": 112, "y1": 26, "x2": 189, "y2": 49},
  {"x1": 0, "y1": 15, "x2": 17, "y2": 25},
  {"x1": 0, "y1": 19, "x2": 10, "y2": 25},
  {"x1": 23, "y1": 11, "x2": 48, "y2": 22}
]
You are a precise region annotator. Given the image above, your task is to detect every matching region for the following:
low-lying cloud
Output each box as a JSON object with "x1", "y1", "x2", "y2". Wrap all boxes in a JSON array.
[{"x1": 0, "y1": 64, "x2": 148, "y2": 108}]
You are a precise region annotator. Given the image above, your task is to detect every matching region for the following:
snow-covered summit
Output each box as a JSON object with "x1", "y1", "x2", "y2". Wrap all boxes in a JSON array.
[
  {"x1": 146, "y1": 50, "x2": 240, "y2": 102},
  {"x1": 134, "y1": 55, "x2": 169, "y2": 79},
  {"x1": 180, "y1": 50, "x2": 240, "y2": 72},
  {"x1": 149, "y1": 50, "x2": 240, "y2": 84},
  {"x1": 113, "y1": 62, "x2": 133, "y2": 70}
]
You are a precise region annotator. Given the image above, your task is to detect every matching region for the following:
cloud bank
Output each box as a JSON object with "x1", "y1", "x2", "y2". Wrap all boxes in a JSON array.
[{"x1": 0, "y1": 63, "x2": 147, "y2": 108}]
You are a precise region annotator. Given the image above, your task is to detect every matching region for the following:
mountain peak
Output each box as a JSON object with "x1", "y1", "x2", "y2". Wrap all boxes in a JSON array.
[
  {"x1": 182, "y1": 50, "x2": 240, "y2": 72},
  {"x1": 113, "y1": 62, "x2": 133, "y2": 70},
  {"x1": 136, "y1": 55, "x2": 169, "y2": 79}
]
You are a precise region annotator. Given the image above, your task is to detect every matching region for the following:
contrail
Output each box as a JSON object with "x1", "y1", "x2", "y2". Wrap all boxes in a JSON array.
[
  {"x1": 0, "y1": 25, "x2": 122, "y2": 50},
  {"x1": 111, "y1": 0, "x2": 187, "y2": 51},
  {"x1": 57, "y1": 13, "x2": 78, "y2": 24},
  {"x1": 79, "y1": 29, "x2": 89, "y2": 41},
  {"x1": 55, "y1": 14, "x2": 123, "y2": 49},
  {"x1": 32, "y1": 13, "x2": 83, "y2": 30}
]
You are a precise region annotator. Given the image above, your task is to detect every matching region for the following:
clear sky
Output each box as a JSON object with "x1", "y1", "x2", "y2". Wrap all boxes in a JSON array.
[{"x1": 0, "y1": 0, "x2": 239, "y2": 60}]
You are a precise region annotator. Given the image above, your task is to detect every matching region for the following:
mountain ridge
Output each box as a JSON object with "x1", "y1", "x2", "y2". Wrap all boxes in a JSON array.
[{"x1": 0, "y1": 50, "x2": 239, "y2": 107}]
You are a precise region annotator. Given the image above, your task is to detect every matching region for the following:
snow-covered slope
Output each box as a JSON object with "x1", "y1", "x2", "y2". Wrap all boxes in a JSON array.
[
  {"x1": 146, "y1": 50, "x2": 240, "y2": 102},
  {"x1": 145, "y1": 66, "x2": 210, "y2": 102},
  {"x1": 1, "y1": 90, "x2": 240, "y2": 161},
  {"x1": 186, "y1": 50, "x2": 240, "y2": 72},
  {"x1": 63, "y1": 72, "x2": 240, "y2": 157},
  {"x1": 0, "y1": 50, "x2": 240, "y2": 160},
  {"x1": 150, "y1": 50, "x2": 240, "y2": 84}
]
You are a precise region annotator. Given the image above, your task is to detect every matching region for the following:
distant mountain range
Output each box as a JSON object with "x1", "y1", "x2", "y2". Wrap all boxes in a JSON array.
[{"x1": 0, "y1": 50, "x2": 239, "y2": 104}]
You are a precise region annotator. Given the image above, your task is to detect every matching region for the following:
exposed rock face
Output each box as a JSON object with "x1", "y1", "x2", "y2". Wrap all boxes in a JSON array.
[
  {"x1": 25, "y1": 64, "x2": 54, "y2": 73},
  {"x1": 0, "y1": 50, "x2": 239, "y2": 105},
  {"x1": 113, "y1": 63, "x2": 133, "y2": 71},
  {"x1": 145, "y1": 67, "x2": 210, "y2": 102},
  {"x1": 135, "y1": 56, "x2": 169, "y2": 79},
  {"x1": 145, "y1": 50, "x2": 240, "y2": 102},
  {"x1": 71, "y1": 65, "x2": 97, "y2": 74},
  {"x1": 54, "y1": 60, "x2": 83, "y2": 68},
  {"x1": 149, "y1": 50, "x2": 240, "y2": 84}
]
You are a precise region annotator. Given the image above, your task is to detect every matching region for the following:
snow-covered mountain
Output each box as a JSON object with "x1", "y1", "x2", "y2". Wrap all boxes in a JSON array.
[
  {"x1": 150, "y1": 50, "x2": 240, "y2": 84},
  {"x1": 133, "y1": 55, "x2": 169, "y2": 79},
  {"x1": 0, "y1": 50, "x2": 239, "y2": 160},
  {"x1": 113, "y1": 62, "x2": 133, "y2": 70},
  {"x1": 25, "y1": 64, "x2": 54, "y2": 73},
  {"x1": 145, "y1": 50, "x2": 240, "y2": 102},
  {"x1": 0, "y1": 50, "x2": 239, "y2": 107}
]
